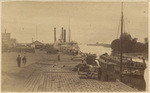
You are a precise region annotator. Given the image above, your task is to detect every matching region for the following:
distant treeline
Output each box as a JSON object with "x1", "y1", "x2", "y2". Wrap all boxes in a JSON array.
[
  {"x1": 87, "y1": 43, "x2": 111, "y2": 47},
  {"x1": 111, "y1": 32, "x2": 148, "y2": 53}
]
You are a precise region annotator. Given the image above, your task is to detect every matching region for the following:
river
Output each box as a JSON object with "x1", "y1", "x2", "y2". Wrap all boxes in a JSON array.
[
  {"x1": 79, "y1": 44, "x2": 148, "y2": 91},
  {"x1": 79, "y1": 44, "x2": 111, "y2": 57}
]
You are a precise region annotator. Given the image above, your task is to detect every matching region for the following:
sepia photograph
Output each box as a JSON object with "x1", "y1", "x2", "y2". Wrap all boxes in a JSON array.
[{"x1": 1, "y1": 0, "x2": 149, "y2": 92}]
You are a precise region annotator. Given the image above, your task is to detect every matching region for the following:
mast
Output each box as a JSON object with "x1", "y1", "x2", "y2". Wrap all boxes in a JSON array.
[
  {"x1": 120, "y1": 2, "x2": 123, "y2": 81},
  {"x1": 69, "y1": 17, "x2": 71, "y2": 42},
  {"x1": 36, "y1": 25, "x2": 38, "y2": 40}
]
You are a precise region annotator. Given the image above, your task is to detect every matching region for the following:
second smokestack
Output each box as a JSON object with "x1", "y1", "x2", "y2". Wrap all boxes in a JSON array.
[
  {"x1": 62, "y1": 27, "x2": 64, "y2": 40},
  {"x1": 64, "y1": 29, "x2": 66, "y2": 42}
]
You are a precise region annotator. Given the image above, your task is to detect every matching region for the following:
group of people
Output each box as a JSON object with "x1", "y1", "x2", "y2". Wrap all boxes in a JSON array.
[{"x1": 16, "y1": 55, "x2": 27, "y2": 67}]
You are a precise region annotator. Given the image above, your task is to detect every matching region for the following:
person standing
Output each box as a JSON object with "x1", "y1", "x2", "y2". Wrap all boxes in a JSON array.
[
  {"x1": 22, "y1": 56, "x2": 27, "y2": 66},
  {"x1": 58, "y1": 52, "x2": 60, "y2": 61},
  {"x1": 16, "y1": 55, "x2": 21, "y2": 67}
]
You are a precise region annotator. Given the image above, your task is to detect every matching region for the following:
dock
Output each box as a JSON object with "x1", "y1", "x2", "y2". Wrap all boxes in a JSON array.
[{"x1": 2, "y1": 52, "x2": 138, "y2": 92}]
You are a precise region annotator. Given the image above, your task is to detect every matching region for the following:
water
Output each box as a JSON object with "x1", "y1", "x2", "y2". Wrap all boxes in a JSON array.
[
  {"x1": 79, "y1": 44, "x2": 148, "y2": 91},
  {"x1": 79, "y1": 44, "x2": 111, "y2": 58}
]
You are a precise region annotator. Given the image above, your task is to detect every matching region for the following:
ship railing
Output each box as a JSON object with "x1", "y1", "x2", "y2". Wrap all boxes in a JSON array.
[{"x1": 100, "y1": 55, "x2": 146, "y2": 69}]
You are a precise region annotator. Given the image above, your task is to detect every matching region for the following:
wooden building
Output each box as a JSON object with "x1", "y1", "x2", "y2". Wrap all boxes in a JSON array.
[{"x1": 30, "y1": 40, "x2": 44, "y2": 49}]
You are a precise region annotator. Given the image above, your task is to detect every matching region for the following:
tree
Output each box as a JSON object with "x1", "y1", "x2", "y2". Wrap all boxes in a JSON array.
[
  {"x1": 144, "y1": 37, "x2": 148, "y2": 44},
  {"x1": 132, "y1": 38, "x2": 138, "y2": 43},
  {"x1": 131, "y1": 38, "x2": 138, "y2": 52},
  {"x1": 111, "y1": 32, "x2": 146, "y2": 53},
  {"x1": 144, "y1": 37, "x2": 148, "y2": 53},
  {"x1": 120, "y1": 32, "x2": 132, "y2": 41},
  {"x1": 120, "y1": 32, "x2": 132, "y2": 52},
  {"x1": 111, "y1": 39, "x2": 120, "y2": 52}
]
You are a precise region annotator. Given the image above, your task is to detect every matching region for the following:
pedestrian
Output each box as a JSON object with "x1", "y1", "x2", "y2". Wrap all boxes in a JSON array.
[
  {"x1": 58, "y1": 54, "x2": 60, "y2": 61},
  {"x1": 76, "y1": 50, "x2": 78, "y2": 55},
  {"x1": 58, "y1": 51, "x2": 60, "y2": 61},
  {"x1": 22, "y1": 56, "x2": 27, "y2": 66},
  {"x1": 16, "y1": 55, "x2": 21, "y2": 67}
]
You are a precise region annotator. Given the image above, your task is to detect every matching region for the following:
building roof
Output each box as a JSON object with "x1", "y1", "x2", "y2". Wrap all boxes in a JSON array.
[{"x1": 30, "y1": 40, "x2": 43, "y2": 46}]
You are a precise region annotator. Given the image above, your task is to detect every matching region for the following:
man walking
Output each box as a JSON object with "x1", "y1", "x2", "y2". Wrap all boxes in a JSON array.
[
  {"x1": 22, "y1": 56, "x2": 27, "y2": 66},
  {"x1": 16, "y1": 55, "x2": 21, "y2": 67}
]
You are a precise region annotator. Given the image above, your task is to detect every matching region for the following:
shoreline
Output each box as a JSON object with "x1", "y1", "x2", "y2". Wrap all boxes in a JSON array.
[{"x1": 79, "y1": 45, "x2": 148, "y2": 60}]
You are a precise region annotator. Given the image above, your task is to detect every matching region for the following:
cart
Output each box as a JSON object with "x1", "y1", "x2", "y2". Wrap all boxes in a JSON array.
[{"x1": 78, "y1": 59, "x2": 101, "y2": 79}]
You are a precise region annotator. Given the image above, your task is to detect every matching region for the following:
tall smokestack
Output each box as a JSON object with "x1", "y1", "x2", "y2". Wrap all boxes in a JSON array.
[
  {"x1": 64, "y1": 29, "x2": 66, "y2": 42},
  {"x1": 69, "y1": 18, "x2": 71, "y2": 42},
  {"x1": 62, "y1": 27, "x2": 64, "y2": 41},
  {"x1": 54, "y1": 28, "x2": 56, "y2": 42}
]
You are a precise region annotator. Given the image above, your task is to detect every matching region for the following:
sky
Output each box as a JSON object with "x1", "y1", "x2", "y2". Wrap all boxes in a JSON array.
[{"x1": 1, "y1": 1, "x2": 148, "y2": 44}]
